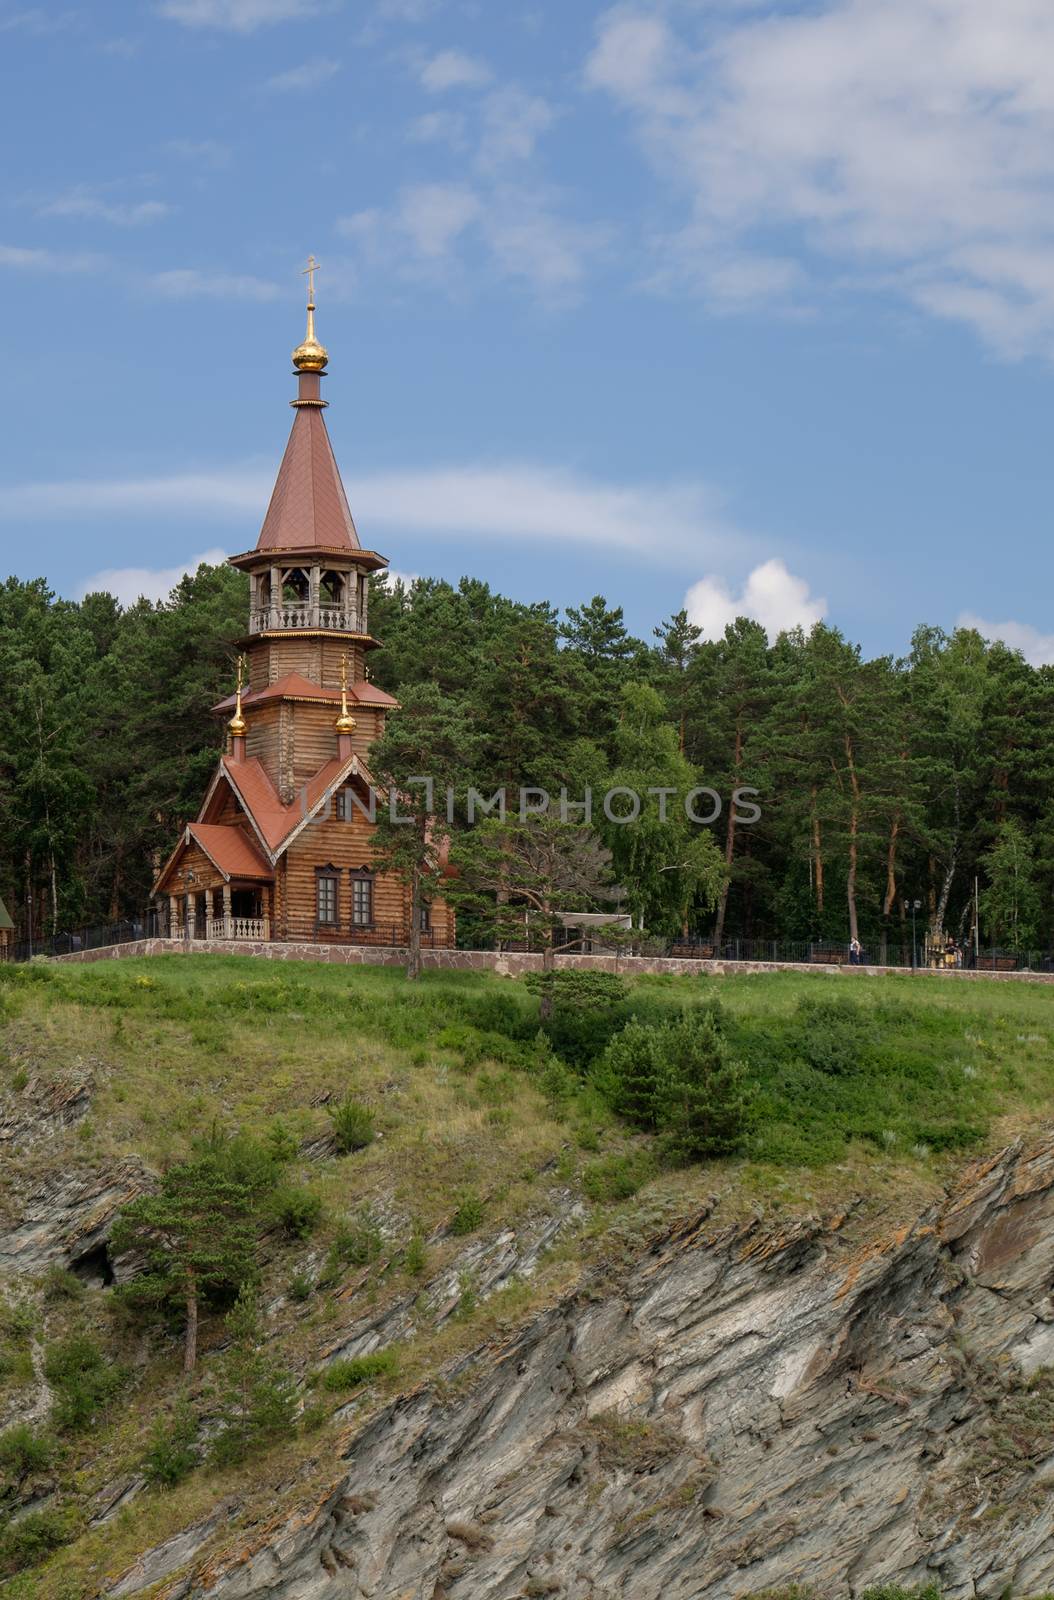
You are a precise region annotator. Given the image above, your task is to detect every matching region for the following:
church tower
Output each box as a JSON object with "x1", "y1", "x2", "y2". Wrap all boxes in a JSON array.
[{"x1": 152, "y1": 267, "x2": 454, "y2": 952}]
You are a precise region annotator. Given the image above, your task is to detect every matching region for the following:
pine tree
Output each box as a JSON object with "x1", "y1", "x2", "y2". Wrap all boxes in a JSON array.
[
  {"x1": 658, "y1": 1008, "x2": 750, "y2": 1162},
  {"x1": 111, "y1": 1137, "x2": 267, "y2": 1375}
]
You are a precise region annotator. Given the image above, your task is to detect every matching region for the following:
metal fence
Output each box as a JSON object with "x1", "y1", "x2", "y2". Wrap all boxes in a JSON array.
[{"x1": 1, "y1": 913, "x2": 1050, "y2": 974}]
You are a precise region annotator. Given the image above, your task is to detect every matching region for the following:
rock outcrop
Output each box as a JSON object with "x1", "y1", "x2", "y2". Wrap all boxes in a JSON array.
[{"x1": 106, "y1": 1137, "x2": 1054, "y2": 1600}]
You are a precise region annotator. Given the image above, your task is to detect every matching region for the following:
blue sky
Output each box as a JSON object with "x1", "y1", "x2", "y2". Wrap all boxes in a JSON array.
[{"x1": 3, "y1": 0, "x2": 1054, "y2": 660}]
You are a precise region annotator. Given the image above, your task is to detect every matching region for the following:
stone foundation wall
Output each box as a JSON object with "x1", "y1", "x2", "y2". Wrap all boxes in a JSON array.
[{"x1": 49, "y1": 937, "x2": 1054, "y2": 983}]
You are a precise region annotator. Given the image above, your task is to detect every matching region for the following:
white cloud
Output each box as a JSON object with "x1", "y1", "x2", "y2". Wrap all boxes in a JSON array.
[
  {"x1": 148, "y1": 268, "x2": 282, "y2": 301},
  {"x1": 419, "y1": 48, "x2": 491, "y2": 91},
  {"x1": 957, "y1": 611, "x2": 1054, "y2": 667},
  {"x1": 376, "y1": 0, "x2": 437, "y2": 18},
  {"x1": 158, "y1": 0, "x2": 324, "y2": 30},
  {"x1": 0, "y1": 8, "x2": 76, "y2": 34},
  {"x1": 3, "y1": 464, "x2": 738, "y2": 566},
  {"x1": 482, "y1": 193, "x2": 600, "y2": 294},
  {"x1": 38, "y1": 188, "x2": 170, "y2": 227},
  {"x1": 398, "y1": 184, "x2": 481, "y2": 258},
  {"x1": 75, "y1": 548, "x2": 230, "y2": 607},
  {"x1": 0, "y1": 244, "x2": 103, "y2": 273},
  {"x1": 339, "y1": 183, "x2": 480, "y2": 265},
  {"x1": 164, "y1": 139, "x2": 233, "y2": 168},
  {"x1": 586, "y1": 0, "x2": 1054, "y2": 356},
  {"x1": 378, "y1": 568, "x2": 420, "y2": 589},
  {"x1": 260, "y1": 56, "x2": 340, "y2": 92},
  {"x1": 406, "y1": 110, "x2": 466, "y2": 148},
  {"x1": 338, "y1": 182, "x2": 600, "y2": 300},
  {"x1": 477, "y1": 87, "x2": 555, "y2": 171},
  {"x1": 685, "y1": 559, "x2": 827, "y2": 641}
]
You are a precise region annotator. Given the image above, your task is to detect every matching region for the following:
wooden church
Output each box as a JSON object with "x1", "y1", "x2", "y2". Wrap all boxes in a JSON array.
[{"x1": 153, "y1": 269, "x2": 454, "y2": 950}]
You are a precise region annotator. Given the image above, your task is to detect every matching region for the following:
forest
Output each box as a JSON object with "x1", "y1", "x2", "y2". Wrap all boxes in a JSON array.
[{"x1": 1, "y1": 562, "x2": 1051, "y2": 959}]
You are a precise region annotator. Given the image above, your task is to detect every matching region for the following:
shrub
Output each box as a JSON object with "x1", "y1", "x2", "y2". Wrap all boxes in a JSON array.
[
  {"x1": 0, "y1": 1425, "x2": 53, "y2": 1480},
  {"x1": 659, "y1": 1009, "x2": 752, "y2": 1163},
  {"x1": 449, "y1": 1191, "x2": 484, "y2": 1235},
  {"x1": 142, "y1": 1401, "x2": 198, "y2": 1488},
  {"x1": 331, "y1": 1214, "x2": 383, "y2": 1266},
  {"x1": 287, "y1": 1271, "x2": 313, "y2": 1302},
  {"x1": 320, "y1": 1349, "x2": 397, "y2": 1393},
  {"x1": 43, "y1": 1335, "x2": 124, "y2": 1432},
  {"x1": 208, "y1": 1291, "x2": 297, "y2": 1467},
  {"x1": 42, "y1": 1265, "x2": 84, "y2": 1303},
  {"x1": 593, "y1": 1019, "x2": 666, "y2": 1131},
  {"x1": 793, "y1": 996, "x2": 875, "y2": 1077},
  {"x1": 272, "y1": 1186, "x2": 322, "y2": 1239},
  {"x1": 329, "y1": 1097, "x2": 375, "y2": 1154},
  {"x1": 266, "y1": 1120, "x2": 300, "y2": 1164},
  {"x1": 404, "y1": 1231, "x2": 427, "y2": 1277},
  {"x1": 0, "y1": 1507, "x2": 71, "y2": 1576},
  {"x1": 582, "y1": 1152, "x2": 654, "y2": 1203}
]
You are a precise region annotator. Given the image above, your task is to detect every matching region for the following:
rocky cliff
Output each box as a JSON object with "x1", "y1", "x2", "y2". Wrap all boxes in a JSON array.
[{"x1": 104, "y1": 1137, "x2": 1054, "y2": 1600}]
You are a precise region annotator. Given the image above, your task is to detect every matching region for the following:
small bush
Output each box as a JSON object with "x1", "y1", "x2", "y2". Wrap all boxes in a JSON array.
[
  {"x1": 793, "y1": 996, "x2": 875, "y2": 1077},
  {"x1": 0, "y1": 1507, "x2": 71, "y2": 1576},
  {"x1": 142, "y1": 1402, "x2": 198, "y2": 1488},
  {"x1": 43, "y1": 1335, "x2": 124, "y2": 1432},
  {"x1": 582, "y1": 1152, "x2": 654, "y2": 1203},
  {"x1": 659, "y1": 1009, "x2": 752, "y2": 1163},
  {"x1": 287, "y1": 1271, "x2": 313, "y2": 1303},
  {"x1": 331, "y1": 1215, "x2": 383, "y2": 1267},
  {"x1": 455, "y1": 1271, "x2": 477, "y2": 1319},
  {"x1": 404, "y1": 1231, "x2": 427, "y2": 1277},
  {"x1": 272, "y1": 1186, "x2": 322, "y2": 1239},
  {"x1": 208, "y1": 1291, "x2": 297, "y2": 1467},
  {"x1": 10, "y1": 1069, "x2": 28, "y2": 1093},
  {"x1": 320, "y1": 1349, "x2": 397, "y2": 1393},
  {"x1": 42, "y1": 1265, "x2": 84, "y2": 1303},
  {"x1": 449, "y1": 1192, "x2": 484, "y2": 1235},
  {"x1": 266, "y1": 1119, "x2": 300, "y2": 1164},
  {"x1": 593, "y1": 1019, "x2": 665, "y2": 1131},
  {"x1": 0, "y1": 1425, "x2": 53, "y2": 1480},
  {"x1": 329, "y1": 1098, "x2": 375, "y2": 1154}
]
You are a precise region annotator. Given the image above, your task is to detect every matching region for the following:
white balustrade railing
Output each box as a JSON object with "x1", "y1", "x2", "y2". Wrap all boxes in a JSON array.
[
  {"x1": 205, "y1": 916, "x2": 270, "y2": 941},
  {"x1": 248, "y1": 604, "x2": 358, "y2": 635}
]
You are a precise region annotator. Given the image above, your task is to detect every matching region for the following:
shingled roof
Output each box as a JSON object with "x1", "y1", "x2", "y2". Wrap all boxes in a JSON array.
[{"x1": 255, "y1": 405, "x2": 360, "y2": 556}]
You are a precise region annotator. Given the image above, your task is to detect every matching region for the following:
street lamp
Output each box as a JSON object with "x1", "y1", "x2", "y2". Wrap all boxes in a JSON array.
[{"x1": 902, "y1": 898, "x2": 922, "y2": 971}]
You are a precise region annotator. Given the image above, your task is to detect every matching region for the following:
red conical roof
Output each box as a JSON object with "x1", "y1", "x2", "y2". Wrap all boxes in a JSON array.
[{"x1": 255, "y1": 405, "x2": 360, "y2": 555}]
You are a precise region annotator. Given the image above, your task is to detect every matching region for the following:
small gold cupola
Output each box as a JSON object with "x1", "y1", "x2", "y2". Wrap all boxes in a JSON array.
[
  {"x1": 336, "y1": 652, "x2": 356, "y2": 736},
  {"x1": 228, "y1": 653, "x2": 248, "y2": 751},
  {"x1": 291, "y1": 254, "x2": 329, "y2": 373}
]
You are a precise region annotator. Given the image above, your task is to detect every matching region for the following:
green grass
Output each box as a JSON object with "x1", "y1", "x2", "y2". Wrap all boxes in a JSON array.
[{"x1": 2, "y1": 954, "x2": 1054, "y2": 1598}]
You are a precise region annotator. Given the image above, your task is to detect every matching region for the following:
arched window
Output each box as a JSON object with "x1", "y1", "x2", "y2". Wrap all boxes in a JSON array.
[{"x1": 349, "y1": 867, "x2": 374, "y2": 927}]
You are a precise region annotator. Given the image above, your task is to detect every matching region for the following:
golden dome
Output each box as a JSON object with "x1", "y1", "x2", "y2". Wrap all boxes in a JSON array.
[
  {"x1": 292, "y1": 330, "x2": 328, "y2": 372},
  {"x1": 293, "y1": 256, "x2": 328, "y2": 371},
  {"x1": 336, "y1": 652, "x2": 356, "y2": 734},
  {"x1": 229, "y1": 653, "x2": 248, "y2": 736}
]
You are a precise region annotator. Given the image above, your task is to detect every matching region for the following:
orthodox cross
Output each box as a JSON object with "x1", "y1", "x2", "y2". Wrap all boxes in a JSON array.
[{"x1": 302, "y1": 255, "x2": 320, "y2": 303}]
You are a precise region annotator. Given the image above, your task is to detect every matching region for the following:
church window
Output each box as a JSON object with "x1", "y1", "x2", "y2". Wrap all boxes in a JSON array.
[
  {"x1": 350, "y1": 870, "x2": 373, "y2": 926},
  {"x1": 316, "y1": 870, "x2": 338, "y2": 925}
]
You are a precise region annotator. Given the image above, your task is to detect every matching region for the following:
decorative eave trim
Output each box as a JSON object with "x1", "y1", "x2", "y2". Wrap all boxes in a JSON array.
[
  {"x1": 272, "y1": 751, "x2": 364, "y2": 861},
  {"x1": 202, "y1": 762, "x2": 279, "y2": 868},
  {"x1": 227, "y1": 548, "x2": 389, "y2": 572},
  {"x1": 186, "y1": 825, "x2": 232, "y2": 884}
]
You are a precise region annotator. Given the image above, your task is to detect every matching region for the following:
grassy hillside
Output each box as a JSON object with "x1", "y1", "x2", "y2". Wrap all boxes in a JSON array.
[{"x1": 1, "y1": 956, "x2": 1054, "y2": 1597}]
